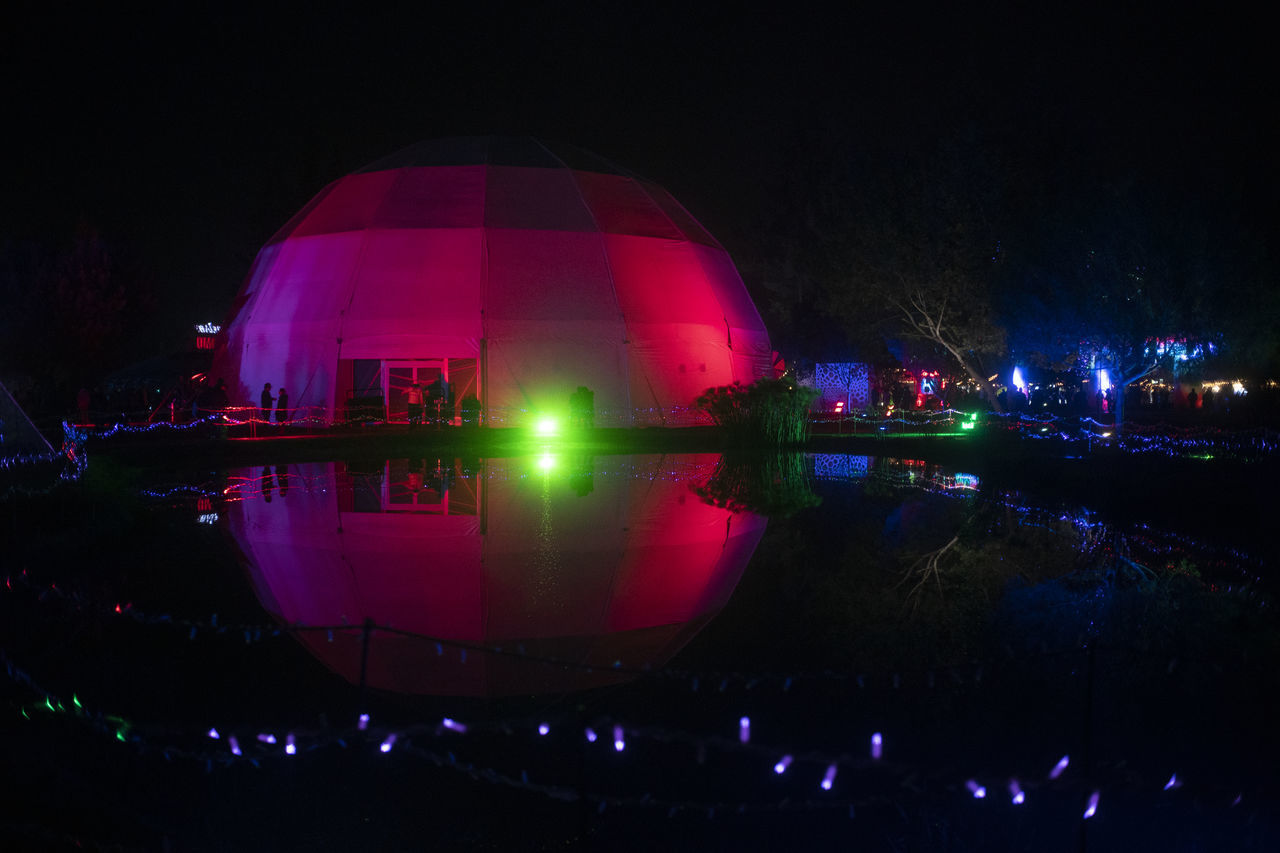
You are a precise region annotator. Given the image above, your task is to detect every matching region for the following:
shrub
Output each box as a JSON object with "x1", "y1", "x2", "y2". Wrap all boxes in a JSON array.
[{"x1": 695, "y1": 377, "x2": 818, "y2": 446}]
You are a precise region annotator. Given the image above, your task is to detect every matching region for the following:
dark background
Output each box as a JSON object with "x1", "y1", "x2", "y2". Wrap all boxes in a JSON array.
[{"x1": 4, "y1": 2, "x2": 1275, "y2": 345}]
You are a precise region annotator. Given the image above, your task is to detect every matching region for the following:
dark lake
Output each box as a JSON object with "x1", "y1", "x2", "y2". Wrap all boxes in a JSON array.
[{"x1": 3, "y1": 451, "x2": 1278, "y2": 851}]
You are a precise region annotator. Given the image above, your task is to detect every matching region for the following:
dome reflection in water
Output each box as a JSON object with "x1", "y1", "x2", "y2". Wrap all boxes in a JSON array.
[{"x1": 223, "y1": 454, "x2": 766, "y2": 695}]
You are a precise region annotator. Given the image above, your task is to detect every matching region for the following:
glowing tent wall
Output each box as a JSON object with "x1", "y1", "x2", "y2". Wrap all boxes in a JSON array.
[{"x1": 214, "y1": 137, "x2": 774, "y2": 426}]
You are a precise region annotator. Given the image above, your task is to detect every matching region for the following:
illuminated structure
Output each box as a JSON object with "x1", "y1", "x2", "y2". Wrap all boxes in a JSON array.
[
  {"x1": 224, "y1": 455, "x2": 766, "y2": 695},
  {"x1": 214, "y1": 137, "x2": 774, "y2": 426}
]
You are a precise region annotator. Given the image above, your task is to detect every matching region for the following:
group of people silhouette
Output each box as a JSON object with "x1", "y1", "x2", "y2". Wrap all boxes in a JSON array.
[{"x1": 259, "y1": 383, "x2": 290, "y2": 423}]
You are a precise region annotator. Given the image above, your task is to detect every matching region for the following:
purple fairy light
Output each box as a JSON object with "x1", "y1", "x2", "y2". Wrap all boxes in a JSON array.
[
  {"x1": 538, "y1": 723, "x2": 550, "y2": 736},
  {"x1": 207, "y1": 728, "x2": 220, "y2": 739},
  {"x1": 442, "y1": 717, "x2": 468, "y2": 734},
  {"x1": 965, "y1": 779, "x2": 987, "y2": 799},
  {"x1": 1009, "y1": 779, "x2": 1025, "y2": 805},
  {"x1": 1083, "y1": 790, "x2": 1099, "y2": 819},
  {"x1": 739, "y1": 717, "x2": 751, "y2": 744},
  {"x1": 870, "y1": 732, "x2": 883, "y2": 760},
  {"x1": 821, "y1": 764, "x2": 837, "y2": 791},
  {"x1": 1163, "y1": 773, "x2": 1180, "y2": 791},
  {"x1": 1049, "y1": 755, "x2": 1070, "y2": 779},
  {"x1": 380, "y1": 734, "x2": 397, "y2": 753},
  {"x1": 229, "y1": 736, "x2": 242, "y2": 756},
  {"x1": 613, "y1": 725, "x2": 625, "y2": 752},
  {"x1": 773, "y1": 755, "x2": 793, "y2": 774},
  {"x1": 285, "y1": 733, "x2": 297, "y2": 755},
  {"x1": 358, "y1": 713, "x2": 370, "y2": 731},
  {"x1": 584, "y1": 727, "x2": 598, "y2": 743},
  {"x1": 257, "y1": 733, "x2": 277, "y2": 745}
]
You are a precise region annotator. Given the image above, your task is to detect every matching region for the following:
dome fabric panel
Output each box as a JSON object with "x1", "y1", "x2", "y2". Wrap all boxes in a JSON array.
[
  {"x1": 342, "y1": 229, "x2": 484, "y2": 343},
  {"x1": 574, "y1": 172, "x2": 686, "y2": 240},
  {"x1": 215, "y1": 136, "x2": 773, "y2": 425},
  {"x1": 369, "y1": 166, "x2": 487, "y2": 230},
  {"x1": 291, "y1": 171, "x2": 400, "y2": 237},
  {"x1": 482, "y1": 166, "x2": 597, "y2": 231}
]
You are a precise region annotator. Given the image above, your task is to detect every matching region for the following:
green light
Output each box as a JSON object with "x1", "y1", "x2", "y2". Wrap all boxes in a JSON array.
[
  {"x1": 21, "y1": 707, "x2": 29, "y2": 720},
  {"x1": 115, "y1": 729, "x2": 127, "y2": 742},
  {"x1": 534, "y1": 416, "x2": 560, "y2": 437},
  {"x1": 537, "y1": 451, "x2": 557, "y2": 472},
  {"x1": 44, "y1": 697, "x2": 55, "y2": 712},
  {"x1": 73, "y1": 694, "x2": 82, "y2": 709},
  {"x1": 960, "y1": 421, "x2": 976, "y2": 430}
]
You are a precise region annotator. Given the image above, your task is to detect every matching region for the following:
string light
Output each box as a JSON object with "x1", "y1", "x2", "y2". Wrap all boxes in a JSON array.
[
  {"x1": 870, "y1": 732, "x2": 883, "y2": 760},
  {"x1": 1049, "y1": 755, "x2": 1070, "y2": 779},
  {"x1": 3, "y1": 650, "x2": 1260, "y2": 823},
  {"x1": 739, "y1": 717, "x2": 751, "y2": 744},
  {"x1": 613, "y1": 725, "x2": 626, "y2": 752}
]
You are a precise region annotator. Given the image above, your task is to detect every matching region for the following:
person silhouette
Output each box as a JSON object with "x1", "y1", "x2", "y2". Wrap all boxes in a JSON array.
[{"x1": 260, "y1": 383, "x2": 274, "y2": 423}]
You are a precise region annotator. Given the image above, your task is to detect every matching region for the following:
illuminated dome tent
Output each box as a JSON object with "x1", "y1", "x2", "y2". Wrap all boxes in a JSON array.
[
  {"x1": 214, "y1": 136, "x2": 774, "y2": 426},
  {"x1": 224, "y1": 455, "x2": 766, "y2": 696}
]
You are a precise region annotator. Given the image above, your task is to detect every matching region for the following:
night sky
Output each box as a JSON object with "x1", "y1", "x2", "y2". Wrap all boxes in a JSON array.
[{"x1": 5, "y1": 3, "x2": 1275, "y2": 339}]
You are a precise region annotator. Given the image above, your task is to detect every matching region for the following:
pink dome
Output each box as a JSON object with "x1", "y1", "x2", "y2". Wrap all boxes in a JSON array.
[{"x1": 214, "y1": 136, "x2": 774, "y2": 426}]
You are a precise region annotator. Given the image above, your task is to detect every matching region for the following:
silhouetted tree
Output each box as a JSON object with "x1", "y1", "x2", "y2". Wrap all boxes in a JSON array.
[
  {"x1": 818, "y1": 130, "x2": 1010, "y2": 410},
  {"x1": 0, "y1": 225, "x2": 152, "y2": 414}
]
